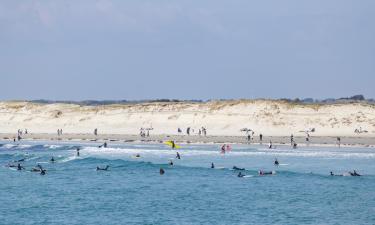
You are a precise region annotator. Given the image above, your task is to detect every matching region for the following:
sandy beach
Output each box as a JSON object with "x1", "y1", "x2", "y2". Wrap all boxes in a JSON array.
[
  {"x1": 1, "y1": 100, "x2": 375, "y2": 147},
  {"x1": 0, "y1": 100, "x2": 375, "y2": 146},
  {"x1": 1, "y1": 133, "x2": 374, "y2": 148}
]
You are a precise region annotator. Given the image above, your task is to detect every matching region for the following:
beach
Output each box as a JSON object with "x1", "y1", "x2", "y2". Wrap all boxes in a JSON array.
[{"x1": 1, "y1": 100, "x2": 375, "y2": 147}]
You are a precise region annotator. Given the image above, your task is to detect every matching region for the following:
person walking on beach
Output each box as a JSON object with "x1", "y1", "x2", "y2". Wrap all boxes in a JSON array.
[
  {"x1": 247, "y1": 134, "x2": 251, "y2": 142},
  {"x1": 94, "y1": 128, "x2": 98, "y2": 136},
  {"x1": 259, "y1": 134, "x2": 263, "y2": 144},
  {"x1": 187, "y1": 127, "x2": 191, "y2": 136},
  {"x1": 337, "y1": 137, "x2": 341, "y2": 148}
]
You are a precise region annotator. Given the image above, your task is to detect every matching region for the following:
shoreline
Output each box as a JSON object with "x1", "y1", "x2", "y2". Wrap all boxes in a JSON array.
[{"x1": 1, "y1": 133, "x2": 374, "y2": 148}]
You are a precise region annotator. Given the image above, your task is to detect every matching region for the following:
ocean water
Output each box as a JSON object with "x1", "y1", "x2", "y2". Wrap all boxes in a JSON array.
[{"x1": 0, "y1": 141, "x2": 374, "y2": 225}]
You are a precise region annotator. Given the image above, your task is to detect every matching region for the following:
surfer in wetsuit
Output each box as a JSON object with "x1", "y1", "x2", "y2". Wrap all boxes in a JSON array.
[
  {"x1": 31, "y1": 164, "x2": 43, "y2": 172},
  {"x1": 259, "y1": 170, "x2": 274, "y2": 175},
  {"x1": 238, "y1": 172, "x2": 245, "y2": 178},
  {"x1": 40, "y1": 169, "x2": 46, "y2": 175},
  {"x1": 274, "y1": 158, "x2": 279, "y2": 166},
  {"x1": 349, "y1": 170, "x2": 361, "y2": 176},
  {"x1": 233, "y1": 166, "x2": 245, "y2": 171},
  {"x1": 76, "y1": 148, "x2": 80, "y2": 157},
  {"x1": 17, "y1": 163, "x2": 25, "y2": 171},
  {"x1": 96, "y1": 165, "x2": 109, "y2": 171},
  {"x1": 169, "y1": 160, "x2": 174, "y2": 166},
  {"x1": 50, "y1": 157, "x2": 55, "y2": 163},
  {"x1": 176, "y1": 152, "x2": 181, "y2": 159},
  {"x1": 160, "y1": 168, "x2": 165, "y2": 175},
  {"x1": 211, "y1": 162, "x2": 215, "y2": 169}
]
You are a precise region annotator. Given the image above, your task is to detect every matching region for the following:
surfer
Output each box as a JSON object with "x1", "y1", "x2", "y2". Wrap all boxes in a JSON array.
[
  {"x1": 274, "y1": 158, "x2": 279, "y2": 166},
  {"x1": 96, "y1": 165, "x2": 109, "y2": 171},
  {"x1": 238, "y1": 172, "x2": 245, "y2": 178},
  {"x1": 259, "y1": 170, "x2": 274, "y2": 175},
  {"x1": 160, "y1": 168, "x2": 165, "y2": 175},
  {"x1": 31, "y1": 164, "x2": 43, "y2": 172},
  {"x1": 76, "y1": 148, "x2": 80, "y2": 157},
  {"x1": 293, "y1": 143, "x2": 298, "y2": 149},
  {"x1": 40, "y1": 169, "x2": 46, "y2": 175},
  {"x1": 233, "y1": 166, "x2": 245, "y2": 171},
  {"x1": 50, "y1": 157, "x2": 55, "y2": 163},
  {"x1": 135, "y1": 154, "x2": 141, "y2": 158},
  {"x1": 176, "y1": 152, "x2": 181, "y2": 159},
  {"x1": 349, "y1": 170, "x2": 361, "y2": 176},
  {"x1": 211, "y1": 162, "x2": 215, "y2": 169},
  {"x1": 169, "y1": 160, "x2": 174, "y2": 166},
  {"x1": 171, "y1": 141, "x2": 176, "y2": 149},
  {"x1": 17, "y1": 163, "x2": 25, "y2": 171}
]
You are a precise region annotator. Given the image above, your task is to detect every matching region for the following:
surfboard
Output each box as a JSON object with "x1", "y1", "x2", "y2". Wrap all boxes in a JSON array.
[{"x1": 164, "y1": 141, "x2": 181, "y2": 149}]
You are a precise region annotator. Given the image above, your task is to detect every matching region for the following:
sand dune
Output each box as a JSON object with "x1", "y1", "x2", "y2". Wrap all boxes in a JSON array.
[{"x1": 1, "y1": 100, "x2": 375, "y2": 137}]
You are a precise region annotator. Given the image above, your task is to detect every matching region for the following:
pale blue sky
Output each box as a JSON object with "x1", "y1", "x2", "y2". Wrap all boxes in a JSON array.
[{"x1": 0, "y1": 0, "x2": 374, "y2": 100}]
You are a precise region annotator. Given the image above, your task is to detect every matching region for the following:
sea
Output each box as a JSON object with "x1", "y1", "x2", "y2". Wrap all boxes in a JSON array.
[{"x1": 0, "y1": 141, "x2": 374, "y2": 225}]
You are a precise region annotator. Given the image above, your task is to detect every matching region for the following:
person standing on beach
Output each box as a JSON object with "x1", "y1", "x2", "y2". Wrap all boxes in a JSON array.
[
  {"x1": 290, "y1": 134, "x2": 294, "y2": 146},
  {"x1": 94, "y1": 128, "x2": 98, "y2": 136},
  {"x1": 259, "y1": 134, "x2": 263, "y2": 143},
  {"x1": 187, "y1": 127, "x2": 191, "y2": 136},
  {"x1": 337, "y1": 137, "x2": 341, "y2": 148}
]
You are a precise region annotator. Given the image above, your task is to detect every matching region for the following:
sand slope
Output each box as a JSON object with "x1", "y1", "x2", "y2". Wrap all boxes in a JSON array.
[{"x1": 1, "y1": 100, "x2": 375, "y2": 136}]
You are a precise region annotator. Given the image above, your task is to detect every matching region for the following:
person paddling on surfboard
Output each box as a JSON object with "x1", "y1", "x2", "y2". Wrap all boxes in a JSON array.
[
  {"x1": 96, "y1": 165, "x2": 109, "y2": 171},
  {"x1": 238, "y1": 172, "x2": 245, "y2": 178}
]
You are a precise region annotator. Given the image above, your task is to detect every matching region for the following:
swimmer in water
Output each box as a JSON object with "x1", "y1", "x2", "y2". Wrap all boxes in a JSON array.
[
  {"x1": 50, "y1": 157, "x2": 55, "y2": 163},
  {"x1": 76, "y1": 148, "x2": 80, "y2": 157},
  {"x1": 176, "y1": 152, "x2": 181, "y2": 159},
  {"x1": 274, "y1": 158, "x2": 279, "y2": 166},
  {"x1": 169, "y1": 160, "x2": 174, "y2": 166},
  {"x1": 96, "y1": 165, "x2": 109, "y2": 171},
  {"x1": 40, "y1": 169, "x2": 46, "y2": 175},
  {"x1": 135, "y1": 154, "x2": 141, "y2": 158},
  {"x1": 160, "y1": 168, "x2": 165, "y2": 175},
  {"x1": 211, "y1": 162, "x2": 215, "y2": 169}
]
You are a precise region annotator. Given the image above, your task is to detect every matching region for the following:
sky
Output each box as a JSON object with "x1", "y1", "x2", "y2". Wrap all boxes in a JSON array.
[{"x1": 0, "y1": 0, "x2": 374, "y2": 101}]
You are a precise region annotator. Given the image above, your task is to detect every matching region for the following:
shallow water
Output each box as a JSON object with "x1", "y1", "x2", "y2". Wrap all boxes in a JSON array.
[{"x1": 1, "y1": 141, "x2": 375, "y2": 225}]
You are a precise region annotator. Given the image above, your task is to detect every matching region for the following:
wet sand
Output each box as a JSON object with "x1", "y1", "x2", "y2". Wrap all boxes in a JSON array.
[{"x1": 1, "y1": 133, "x2": 374, "y2": 148}]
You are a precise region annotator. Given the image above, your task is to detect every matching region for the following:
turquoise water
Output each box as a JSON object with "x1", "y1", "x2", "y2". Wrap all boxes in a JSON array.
[{"x1": 1, "y1": 141, "x2": 375, "y2": 225}]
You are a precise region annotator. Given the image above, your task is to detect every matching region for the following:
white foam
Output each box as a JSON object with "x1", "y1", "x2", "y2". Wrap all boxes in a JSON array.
[{"x1": 81, "y1": 146, "x2": 375, "y2": 159}]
